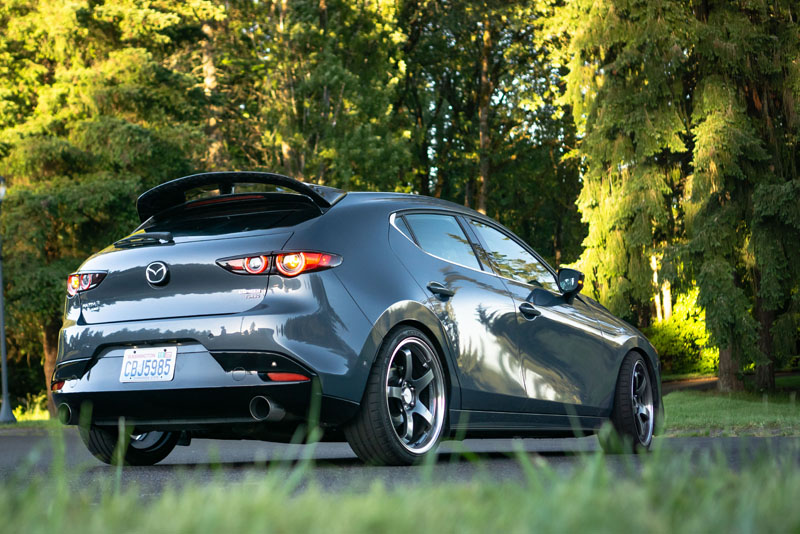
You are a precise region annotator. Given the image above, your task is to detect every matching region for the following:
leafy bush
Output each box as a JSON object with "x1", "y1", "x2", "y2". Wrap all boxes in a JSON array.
[
  {"x1": 11, "y1": 392, "x2": 50, "y2": 421},
  {"x1": 644, "y1": 287, "x2": 719, "y2": 375}
]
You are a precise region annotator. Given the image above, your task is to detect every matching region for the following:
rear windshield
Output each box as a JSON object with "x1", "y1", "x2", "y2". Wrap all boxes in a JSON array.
[{"x1": 140, "y1": 196, "x2": 319, "y2": 238}]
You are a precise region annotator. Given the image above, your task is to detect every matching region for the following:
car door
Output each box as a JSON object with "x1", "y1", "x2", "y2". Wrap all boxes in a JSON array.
[
  {"x1": 391, "y1": 212, "x2": 526, "y2": 412},
  {"x1": 466, "y1": 219, "x2": 615, "y2": 416}
]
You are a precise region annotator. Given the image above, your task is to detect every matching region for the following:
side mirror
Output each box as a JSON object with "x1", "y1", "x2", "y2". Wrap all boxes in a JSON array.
[{"x1": 558, "y1": 268, "x2": 584, "y2": 304}]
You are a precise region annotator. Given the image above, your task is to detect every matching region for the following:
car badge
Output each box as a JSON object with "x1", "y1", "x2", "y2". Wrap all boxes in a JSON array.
[{"x1": 145, "y1": 261, "x2": 169, "y2": 285}]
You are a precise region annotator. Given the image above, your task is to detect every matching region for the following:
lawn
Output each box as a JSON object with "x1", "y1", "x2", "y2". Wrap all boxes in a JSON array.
[{"x1": 663, "y1": 375, "x2": 800, "y2": 437}]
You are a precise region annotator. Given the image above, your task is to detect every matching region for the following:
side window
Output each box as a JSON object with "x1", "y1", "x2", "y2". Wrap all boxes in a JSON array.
[
  {"x1": 394, "y1": 216, "x2": 414, "y2": 241},
  {"x1": 469, "y1": 220, "x2": 559, "y2": 292},
  {"x1": 405, "y1": 214, "x2": 481, "y2": 270}
]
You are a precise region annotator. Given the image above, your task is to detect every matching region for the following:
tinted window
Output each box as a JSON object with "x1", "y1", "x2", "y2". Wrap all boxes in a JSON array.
[
  {"x1": 394, "y1": 216, "x2": 414, "y2": 241},
  {"x1": 405, "y1": 214, "x2": 480, "y2": 269},
  {"x1": 470, "y1": 220, "x2": 558, "y2": 291}
]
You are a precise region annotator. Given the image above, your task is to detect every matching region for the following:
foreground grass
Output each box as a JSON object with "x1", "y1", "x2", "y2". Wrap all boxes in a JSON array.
[
  {"x1": 4, "y1": 434, "x2": 800, "y2": 534},
  {"x1": 664, "y1": 389, "x2": 800, "y2": 436}
]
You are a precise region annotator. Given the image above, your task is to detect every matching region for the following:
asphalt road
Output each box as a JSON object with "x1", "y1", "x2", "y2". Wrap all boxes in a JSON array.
[{"x1": 2, "y1": 427, "x2": 799, "y2": 495}]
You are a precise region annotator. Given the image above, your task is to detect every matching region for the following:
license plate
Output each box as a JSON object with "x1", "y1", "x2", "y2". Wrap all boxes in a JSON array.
[{"x1": 119, "y1": 347, "x2": 177, "y2": 383}]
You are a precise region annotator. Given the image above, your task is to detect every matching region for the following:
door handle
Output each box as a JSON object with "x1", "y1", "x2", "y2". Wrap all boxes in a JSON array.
[
  {"x1": 427, "y1": 281, "x2": 455, "y2": 298},
  {"x1": 519, "y1": 301, "x2": 541, "y2": 319}
]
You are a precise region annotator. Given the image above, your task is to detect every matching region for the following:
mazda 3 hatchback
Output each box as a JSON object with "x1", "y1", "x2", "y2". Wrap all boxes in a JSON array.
[{"x1": 53, "y1": 171, "x2": 661, "y2": 465}]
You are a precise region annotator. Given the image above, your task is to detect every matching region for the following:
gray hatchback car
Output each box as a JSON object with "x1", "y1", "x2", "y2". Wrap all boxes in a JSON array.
[{"x1": 53, "y1": 172, "x2": 661, "y2": 465}]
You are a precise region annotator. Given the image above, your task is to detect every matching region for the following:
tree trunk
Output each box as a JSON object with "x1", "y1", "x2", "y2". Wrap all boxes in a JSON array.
[
  {"x1": 553, "y1": 217, "x2": 562, "y2": 267},
  {"x1": 754, "y1": 296, "x2": 776, "y2": 391},
  {"x1": 662, "y1": 280, "x2": 672, "y2": 321},
  {"x1": 476, "y1": 15, "x2": 492, "y2": 215},
  {"x1": 201, "y1": 22, "x2": 227, "y2": 170},
  {"x1": 717, "y1": 346, "x2": 744, "y2": 392},
  {"x1": 650, "y1": 255, "x2": 663, "y2": 323},
  {"x1": 42, "y1": 319, "x2": 60, "y2": 416}
]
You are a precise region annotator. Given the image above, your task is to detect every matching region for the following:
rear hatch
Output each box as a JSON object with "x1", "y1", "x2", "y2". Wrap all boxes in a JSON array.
[{"x1": 76, "y1": 172, "x2": 345, "y2": 324}]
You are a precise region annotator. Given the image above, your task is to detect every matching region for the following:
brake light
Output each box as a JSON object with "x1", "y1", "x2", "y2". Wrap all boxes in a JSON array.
[
  {"x1": 276, "y1": 252, "x2": 339, "y2": 277},
  {"x1": 217, "y1": 252, "x2": 341, "y2": 277},
  {"x1": 51, "y1": 380, "x2": 65, "y2": 391},
  {"x1": 244, "y1": 255, "x2": 269, "y2": 274},
  {"x1": 67, "y1": 272, "x2": 106, "y2": 297}
]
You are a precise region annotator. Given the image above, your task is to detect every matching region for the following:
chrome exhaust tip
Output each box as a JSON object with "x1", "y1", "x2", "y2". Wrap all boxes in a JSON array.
[
  {"x1": 249, "y1": 396, "x2": 286, "y2": 422},
  {"x1": 57, "y1": 403, "x2": 73, "y2": 425}
]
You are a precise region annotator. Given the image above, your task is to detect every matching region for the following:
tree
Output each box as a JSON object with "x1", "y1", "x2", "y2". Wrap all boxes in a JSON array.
[
  {"x1": 0, "y1": 0, "x2": 214, "y2": 412},
  {"x1": 541, "y1": 0, "x2": 800, "y2": 390}
]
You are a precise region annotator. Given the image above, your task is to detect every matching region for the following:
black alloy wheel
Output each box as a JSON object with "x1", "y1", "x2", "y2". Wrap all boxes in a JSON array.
[
  {"x1": 605, "y1": 352, "x2": 655, "y2": 452},
  {"x1": 345, "y1": 326, "x2": 447, "y2": 465}
]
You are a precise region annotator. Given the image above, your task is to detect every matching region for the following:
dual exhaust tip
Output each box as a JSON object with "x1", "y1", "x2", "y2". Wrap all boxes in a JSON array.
[{"x1": 58, "y1": 397, "x2": 285, "y2": 425}]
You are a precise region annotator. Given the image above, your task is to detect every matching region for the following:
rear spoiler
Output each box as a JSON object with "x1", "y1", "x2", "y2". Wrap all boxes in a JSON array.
[{"x1": 136, "y1": 171, "x2": 347, "y2": 222}]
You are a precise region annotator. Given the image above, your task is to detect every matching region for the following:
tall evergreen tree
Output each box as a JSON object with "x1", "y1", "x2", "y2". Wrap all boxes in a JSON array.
[
  {"x1": 542, "y1": 0, "x2": 800, "y2": 390},
  {"x1": 0, "y1": 0, "x2": 215, "y2": 411}
]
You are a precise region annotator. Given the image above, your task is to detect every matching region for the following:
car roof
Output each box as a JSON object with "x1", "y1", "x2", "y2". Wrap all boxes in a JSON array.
[{"x1": 335, "y1": 191, "x2": 488, "y2": 219}]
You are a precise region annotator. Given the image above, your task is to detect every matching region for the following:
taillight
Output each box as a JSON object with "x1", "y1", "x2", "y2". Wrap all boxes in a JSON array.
[
  {"x1": 244, "y1": 255, "x2": 269, "y2": 274},
  {"x1": 67, "y1": 272, "x2": 106, "y2": 297},
  {"x1": 51, "y1": 380, "x2": 65, "y2": 391},
  {"x1": 217, "y1": 252, "x2": 341, "y2": 277},
  {"x1": 276, "y1": 252, "x2": 339, "y2": 277}
]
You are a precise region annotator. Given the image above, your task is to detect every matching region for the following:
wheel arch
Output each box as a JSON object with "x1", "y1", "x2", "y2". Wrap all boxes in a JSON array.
[{"x1": 355, "y1": 300, "x2": 462, "y2": 411}]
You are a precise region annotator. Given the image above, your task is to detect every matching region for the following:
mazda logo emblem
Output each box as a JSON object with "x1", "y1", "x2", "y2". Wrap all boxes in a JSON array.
[{"x1": 145, "y1": 261, "x2": 169, "y2": 285}]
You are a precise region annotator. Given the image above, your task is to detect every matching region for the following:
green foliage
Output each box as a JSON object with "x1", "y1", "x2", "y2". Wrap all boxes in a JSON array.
[
  {"x1": 11, "y1": 391, "x2": 49, "y2": 421},
  {"x1": 644, "y1": 288, "x2": 718, "y2": 375},
  {"x1": 542, "y1": 0, "x2": 800, "y2": 388},
  {"x1": 4, "y1": 436, "x2": 800, "y2": 532}
]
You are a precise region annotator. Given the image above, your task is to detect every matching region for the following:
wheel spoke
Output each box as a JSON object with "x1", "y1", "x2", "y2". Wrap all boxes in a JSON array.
[
  {"x1": 412, "y1": 369, "x2": 434, "y2": 392},
  {"x1": 412, "y1": 402, "x2": 433, "y2": 427},
  {"x1": 390, "y1": 411, "x2": 404, "y2": 428},
  {"x1": 636, "y1": 374, "x2": 647, "y2": 396},
  {"x1": 402, "y1": 348, "x2": 413, "y2": 382},
  {"x1": 403, "y1": 409, "x2": 415, "y2": 441},
  {"x1": 387, "y1": 386, "x2": 403, "y2": 400}
]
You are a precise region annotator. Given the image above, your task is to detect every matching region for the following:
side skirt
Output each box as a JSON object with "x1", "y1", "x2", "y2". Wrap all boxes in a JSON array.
[{"x1": 447, "y1": 409, "x2": 605, "y2": 438}]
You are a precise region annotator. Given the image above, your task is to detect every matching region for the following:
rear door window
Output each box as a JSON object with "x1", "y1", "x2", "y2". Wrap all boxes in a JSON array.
[{"x1": 404, "y1": 214, "x2": 481, "y2": 270}]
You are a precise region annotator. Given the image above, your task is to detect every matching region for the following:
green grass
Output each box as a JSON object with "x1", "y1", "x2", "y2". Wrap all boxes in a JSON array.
[
  {"x1": 3, "y1": 432, "x2": 800, "y2": 534},
  {"x1": 664, "y1": 390, "x2": 800, "y2": 436}
]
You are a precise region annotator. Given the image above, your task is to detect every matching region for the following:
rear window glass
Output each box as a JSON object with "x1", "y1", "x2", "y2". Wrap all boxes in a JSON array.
[
  {"x1": 143, "y1": 207, "x2": 317, "y2": 238},
  {"x1": 184, "y1": 183, "x2": 302, "y2": 203},
  {"x1": 405, "y1": 214, "x2": 480, "y2": 269}
]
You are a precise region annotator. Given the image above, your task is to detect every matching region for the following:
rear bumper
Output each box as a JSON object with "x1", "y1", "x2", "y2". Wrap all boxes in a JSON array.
[{"x1": 52, "y1": 343, "x2": 359, "y2": 432}]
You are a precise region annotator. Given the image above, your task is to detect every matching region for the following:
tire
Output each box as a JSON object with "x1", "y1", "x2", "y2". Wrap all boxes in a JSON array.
[
  {"x1": 602, "y1": 351, "x2": 656, "y2": 453},
  {"x1": 344, "y1": 326, "x2": 447, "y2": 465},
  {"x1": 79, "y1": 425, "x2": 179, "y2": 466}
]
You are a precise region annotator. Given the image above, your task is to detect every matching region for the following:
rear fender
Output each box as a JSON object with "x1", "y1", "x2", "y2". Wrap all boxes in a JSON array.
[{"x1": 355, "y1": 301, "x2": 462, "y2": 410}]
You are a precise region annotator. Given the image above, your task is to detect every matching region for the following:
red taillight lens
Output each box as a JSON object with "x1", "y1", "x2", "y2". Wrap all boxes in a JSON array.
[
  {"x1": 67, "y1": 275, "x2": 80, "y2": 297},
  {"x1": 66, "y1": 272, "x2": 106, "y2": 297},
  {"x1": 51, "y1": 380, "x2": 65, "y2": 391},
  {"x1": 275, "y1": 252, "x2": 341, "y2": 277},
  {"x1": 276, "y1": 253, "x2": 306, "y2": 276},
  {"x1": 266, "y1": 372, "x2": 310, "y2": 382},
  {"x1": 244, "y1": 255, "x2": 269, "y2": 274},
  {"x1": 217, "y1": 252, "x2": 341, "y2": 276}
]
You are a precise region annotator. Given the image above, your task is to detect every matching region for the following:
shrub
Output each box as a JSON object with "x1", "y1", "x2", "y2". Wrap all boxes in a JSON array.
[{"x1": 644, "y1": 287, "x2": 718, "y2": 375}]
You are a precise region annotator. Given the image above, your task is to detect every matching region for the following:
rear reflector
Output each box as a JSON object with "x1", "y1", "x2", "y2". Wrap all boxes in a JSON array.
[{"x1": 266, "y1": 372, "x2": 310, "y2": 382}]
